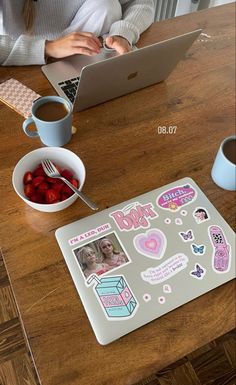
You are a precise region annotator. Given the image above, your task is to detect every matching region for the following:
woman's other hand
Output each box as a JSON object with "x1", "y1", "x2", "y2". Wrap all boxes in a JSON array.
[
  {"x1": 105, "y1": 35, "x2": 131, "y2": 54},
  {"x1": 45, "y1": 31, "x2": 101, "y2": 58}
]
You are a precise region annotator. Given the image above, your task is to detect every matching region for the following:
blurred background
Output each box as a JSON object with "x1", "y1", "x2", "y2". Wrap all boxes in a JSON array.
[{"x1": 154, "y1": 0, "x2": 234, "y2": 21}]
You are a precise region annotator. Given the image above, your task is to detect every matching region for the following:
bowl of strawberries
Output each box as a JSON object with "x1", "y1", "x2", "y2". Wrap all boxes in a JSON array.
[{"x1": 12, "y1": 147, "x2": 86, "y2": 212}]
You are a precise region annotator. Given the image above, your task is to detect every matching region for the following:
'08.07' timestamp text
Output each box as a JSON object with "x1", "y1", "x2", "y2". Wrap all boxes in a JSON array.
[{"x1": 157, "y1": 126, "x2": 177, "y2": 134}]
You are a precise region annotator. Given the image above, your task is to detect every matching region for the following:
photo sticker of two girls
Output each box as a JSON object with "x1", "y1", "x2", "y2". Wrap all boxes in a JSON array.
[{"x1": 74, "y1": 233, "x2": 130, "y2": 280}]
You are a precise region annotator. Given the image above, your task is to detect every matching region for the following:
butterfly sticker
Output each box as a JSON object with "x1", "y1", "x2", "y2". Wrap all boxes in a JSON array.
[
  {"x1": 179, "y1": 230, "x2": 194, "y2": 242},
  {"x1": 191, "y1": 244, "x2": 205, "y2": 255},
  {"x1": 190, "y1": 263, "x2": 206, "y2": 280}
]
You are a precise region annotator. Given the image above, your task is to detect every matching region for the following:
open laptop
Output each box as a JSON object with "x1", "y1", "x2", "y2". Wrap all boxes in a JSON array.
[
  {"x1": 55, "y1": 177, "x2": 235, "y2": 345},
  {"x1": 42, "y1": 29, "x2": 201, "y2": 112}
]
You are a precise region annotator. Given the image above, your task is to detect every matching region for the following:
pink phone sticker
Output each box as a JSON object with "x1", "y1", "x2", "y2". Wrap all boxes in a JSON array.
[
  {"x1": 157, "y1": 184, "x2": 197, "y2": 212},
  {"x1": 208, "y1": 225, "x2": 231, "y2": 273}
]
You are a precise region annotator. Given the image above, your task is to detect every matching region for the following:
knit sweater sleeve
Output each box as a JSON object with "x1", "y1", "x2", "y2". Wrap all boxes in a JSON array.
[
  {"x1": 0, "y1": 34, "x2": 46, "y2": 66},
  {"x1": 109, "y1": 0, "x2": 155, "y2": 45}
]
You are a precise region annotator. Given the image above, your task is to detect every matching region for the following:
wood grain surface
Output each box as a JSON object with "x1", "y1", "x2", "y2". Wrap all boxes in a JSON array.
[
  {"x1": 0, "y1": 251, "x2": 235, "y2": 385},
  {"x1": 0, "y1": 3, "x2": 235, "y2": 385}
]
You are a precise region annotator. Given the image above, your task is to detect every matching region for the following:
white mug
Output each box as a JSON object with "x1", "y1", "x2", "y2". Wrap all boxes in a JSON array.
[{"x1": 211, "y1": 135, "x2": 236, "y2": 191}]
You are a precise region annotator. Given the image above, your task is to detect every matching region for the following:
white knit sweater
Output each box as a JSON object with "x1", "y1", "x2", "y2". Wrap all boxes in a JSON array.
[{"x1": 0, "y1": 0, "x2": 155, "y2": 66}]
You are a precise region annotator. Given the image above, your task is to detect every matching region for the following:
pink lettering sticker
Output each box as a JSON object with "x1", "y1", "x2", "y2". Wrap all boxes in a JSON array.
[
  {"x1": 134, "y1": 229, "x2": 167, "y2": 260},
  {"x1": 157, "y1": 184, "x2": 197, "y2": 212},
  {"x1": 110, "y1": 202, "x2": 158, "y2": 232}
]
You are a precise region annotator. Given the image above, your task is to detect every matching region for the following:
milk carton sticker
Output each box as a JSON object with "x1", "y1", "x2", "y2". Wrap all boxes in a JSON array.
[
  {"x1": 87, "y1": 275, "x2": 139, "y2": 320},
  {"x1": 157, "y1": 184, "x2": 197, "y2": 212}
]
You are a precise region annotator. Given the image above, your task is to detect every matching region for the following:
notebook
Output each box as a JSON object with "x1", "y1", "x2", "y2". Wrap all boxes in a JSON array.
[
  {"x1": 42, "y1": 29, "x2": 201, "y2": 112},
  {"x1": 55, "y1": 178, "x2": 235, "y2": 345}
]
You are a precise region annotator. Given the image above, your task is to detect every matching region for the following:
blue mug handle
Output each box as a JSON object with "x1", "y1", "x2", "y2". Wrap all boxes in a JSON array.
[{"x1": 22, "y1": 117, "x2": 39, "y2": 138}]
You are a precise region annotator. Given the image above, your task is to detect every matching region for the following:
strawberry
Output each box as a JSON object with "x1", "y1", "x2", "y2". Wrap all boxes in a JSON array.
[
  {"x1": 71, "y1": 178, "x2": 79, "y2": 188},
  {"x1": 24, "y1": 184, "x2": 35, "y2": 198},
  {"x1": 31, "y1": 192, "x2": 44, "y2": 204},
  {"x1": 52, "y1": 180, "x2": 64, "y2": 193},
  {"x1": 33, "y1": 164, "x2": 46, "y2": 177},
  {"x1": 32, "y1": 176, "x2": 45, "y2": 187},
  {"x1": 61, "y1": 169, "x2": 73, "y2": 181},
  {"x1": 38, "y1": 182, "x2": 49, "y2": 193},
  {"x1": 46, "y1": 176, "x2": 58, "y2": 184},
  {"x1": 54, "y1": 163, "x2": 63, "y2": 174},
  {"x1": 23, "y1": 171, "x2": 33, "y2": 185},
  {"x1": 61, "y1": 185, "x2": 74, "y2": 197},
  {"x1": 61, "y1": 194, "x2": 69, "y2": 201},
  {"x1": 45, "y1": 189, "x2": 60, "y2": 204}
]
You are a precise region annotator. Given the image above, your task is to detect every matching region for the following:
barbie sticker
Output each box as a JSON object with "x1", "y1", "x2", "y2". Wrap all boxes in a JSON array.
[
  {"x1": 141, "y1": 253, "x2": 188, "y2": 285},
  {"x1": 110, "y1": 201, "x2": 158, "y2": 232},
  {"x1": 208, "y1": 225, "x2": 231, "y2": 273},
  {"x1": 193, "y1": 207, "x2": 210, "y2": 224},
  {"x1": 133, "y1": 229, "x2": 167, "y2": 260},
  {"x1": 87, "y1": 274, "x2": 138, "y2": 320},
  {"x1": 157, "y1": 184, "x2": 197, "y2": 212}
]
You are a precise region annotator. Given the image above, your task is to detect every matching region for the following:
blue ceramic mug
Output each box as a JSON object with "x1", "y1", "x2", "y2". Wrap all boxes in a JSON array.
[
  {"x1": 211, "y1": 135, "x2": 236, "y2": 191},
  {"x1": 22, "y1": 96, "x2": 73, "y2": 147}
]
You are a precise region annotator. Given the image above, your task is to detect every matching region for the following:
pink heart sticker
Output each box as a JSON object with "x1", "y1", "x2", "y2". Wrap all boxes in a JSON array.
[
  {"x1": 134, "y1": 229, "x2": 166, "y2": 259},
  {"x1": 144, "y1": 239, "x2": 158, "y2": 251}
]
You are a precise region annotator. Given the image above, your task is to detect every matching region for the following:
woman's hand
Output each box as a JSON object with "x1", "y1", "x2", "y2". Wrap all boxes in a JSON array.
[
  {"x1": 105, "y1": 36, "x2": 132, "y2": 54},
  {"x1": 45, "y1": 31, "x2": 102, "y2": 59}
]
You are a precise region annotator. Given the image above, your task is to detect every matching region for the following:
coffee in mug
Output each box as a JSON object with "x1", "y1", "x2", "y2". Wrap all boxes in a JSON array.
[
  {"x1": 22, "y1": 96, "x2": 73, "y2": 147},
  {"x1": 223, "y1": 138, "x2": 236, "y2": 165},
  {"x1": 35, "y1": 101, "x2": 69, "y2": 122}
]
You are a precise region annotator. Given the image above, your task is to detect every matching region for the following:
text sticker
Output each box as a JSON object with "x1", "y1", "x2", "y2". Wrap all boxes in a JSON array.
[
  {"x1": 141, "y1": 253, "x2": 188, "y2": 285},
  {"x1": 157, "y1": 184, "x2": 197, "y2": 212}
]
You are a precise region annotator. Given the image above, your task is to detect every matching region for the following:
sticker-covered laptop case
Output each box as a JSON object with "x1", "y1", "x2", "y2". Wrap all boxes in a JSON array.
[{"x1": 55, "y1": 178, "x2": 235, "y2": 345}]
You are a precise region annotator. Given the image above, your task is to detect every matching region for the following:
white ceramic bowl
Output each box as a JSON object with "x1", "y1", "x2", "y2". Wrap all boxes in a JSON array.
[{"x1": 12, "y1": 147, "x2": 86, "y2": 212}]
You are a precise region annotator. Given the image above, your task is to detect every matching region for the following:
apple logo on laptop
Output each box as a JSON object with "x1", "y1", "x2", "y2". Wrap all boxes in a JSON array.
[{"x1": 127, "y1": 71, "x2": 138, "y2": 80}]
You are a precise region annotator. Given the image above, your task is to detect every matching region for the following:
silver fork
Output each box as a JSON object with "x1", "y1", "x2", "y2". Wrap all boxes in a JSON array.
[{"x1": 41, "y1": 159, "x2": 98, "y2": 211}]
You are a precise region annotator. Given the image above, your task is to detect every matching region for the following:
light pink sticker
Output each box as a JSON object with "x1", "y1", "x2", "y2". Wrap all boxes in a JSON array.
[
  {"x1": 158, "y1": 296, "x2": 166, "y2": 304},
  {"x1": 163, "y1": 284, "x2": 172, "y2": 293},
  {"x1": 134, "y1": 229, "x2": 167, "y2": 260},
  {"x1": 175, "y1": 218, "x2": 183, "y2": 225},
  {"x1": 143, "y1": 293, "x2": 151, "y2": 302}
]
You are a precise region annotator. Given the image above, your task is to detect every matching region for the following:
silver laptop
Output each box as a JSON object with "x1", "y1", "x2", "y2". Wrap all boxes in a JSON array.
[
  {"x1": 42, "y1": 29, "x2": 201, "y2": 112},
  {"x1": 55, "y1": 177, "x2": 235, "y2": 345}
]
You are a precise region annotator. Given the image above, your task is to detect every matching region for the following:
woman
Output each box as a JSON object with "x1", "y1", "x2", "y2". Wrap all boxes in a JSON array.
[
  {"x1": 98, "y1": 238, "x2": 127, "y2": 268},
  {"x1": 78, "y1": 246, "x2": 109, "y2": 279},
  {"x1": 0, "y1": 0, "x2": 155, "y2": 65}
]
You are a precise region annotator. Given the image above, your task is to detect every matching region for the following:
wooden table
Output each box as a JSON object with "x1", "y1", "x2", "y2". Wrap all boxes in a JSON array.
[{"x1": 0, "y1": 3, "x2": 235, "y2": 385}]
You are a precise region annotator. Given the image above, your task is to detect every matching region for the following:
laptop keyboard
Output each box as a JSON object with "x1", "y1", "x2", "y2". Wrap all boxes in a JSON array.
[{"x1": 58, "y1": 77, "x2": 80, "y2": 104}]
